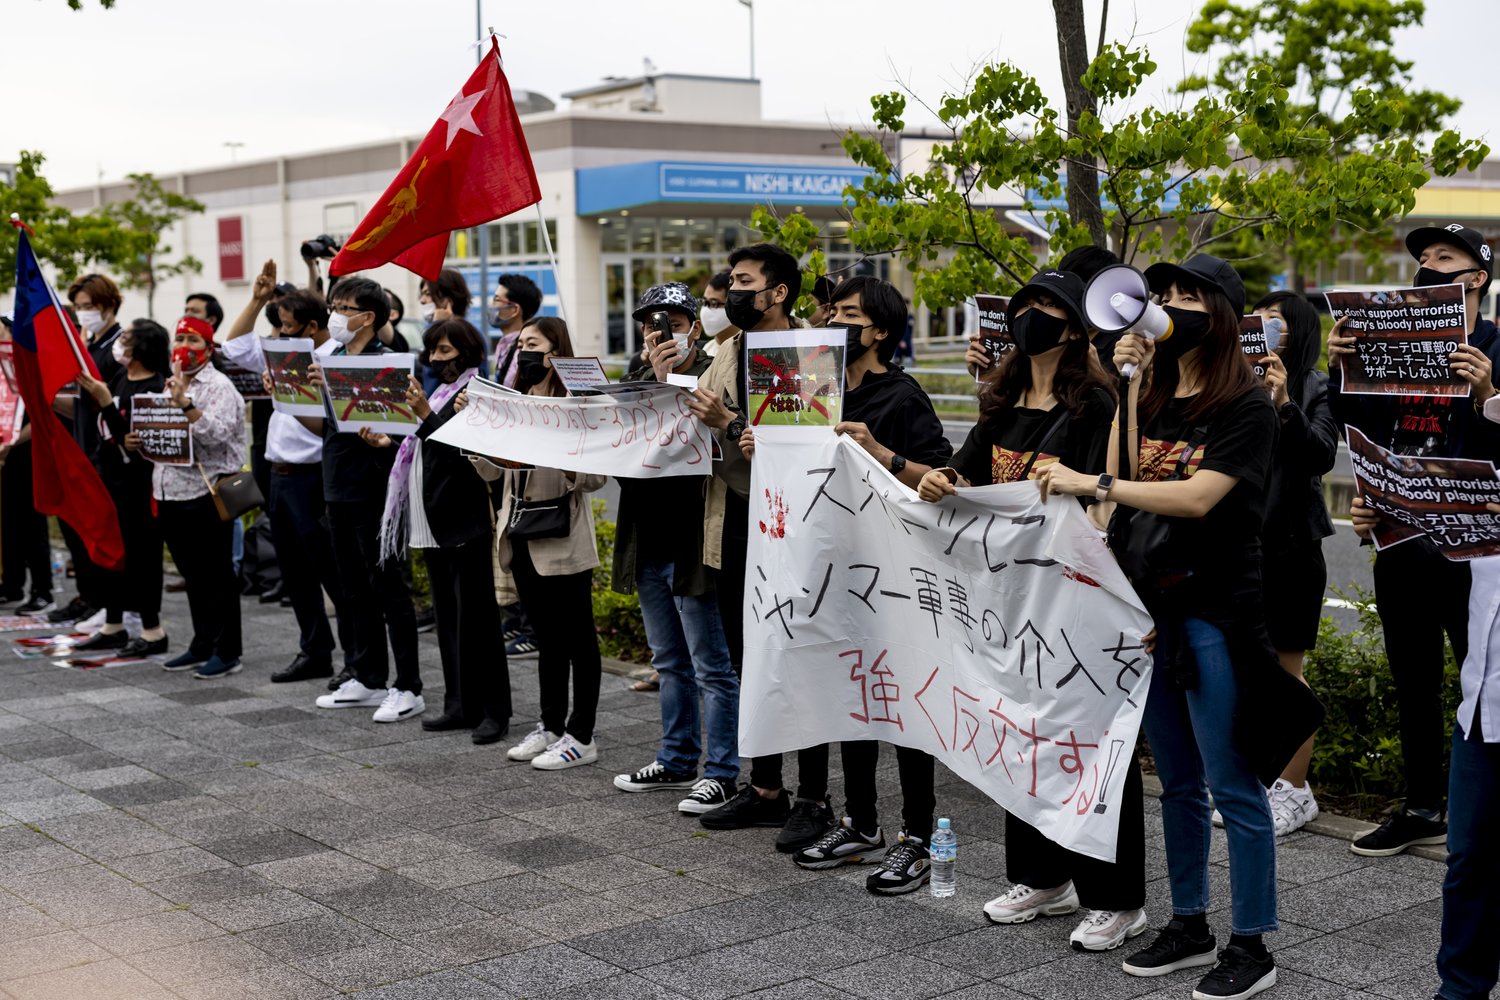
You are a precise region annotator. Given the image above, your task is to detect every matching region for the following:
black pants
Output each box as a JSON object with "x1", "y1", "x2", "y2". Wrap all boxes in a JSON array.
[
  {"x1": 268, "y1": 465, "x2": 349, "y2": 663},
  {"x1": 1005, "y1": 753, "x2": 1146, "y2": 911},
  {"x1": 104, "y1": 484, "x2": 162, "y2": 629},
  {"x1": 0, "y1": 444, "x2": 51, "y2": 600},
  {"x1": 58, "y1": 517, "x2": 107, "y2": 607},
  {"x1": 1374, "y1": 539, "x2": 1471, "y2": 813},
  {"x1": 159, "y1": 494, "x2": 240, "y2": 660},
  {"x1": 327, "y1": 499, "x2": 421, "y2": 694},
  {"x1": 426, "y1": 539, "x2": 509, "y2": 725},
  {"x1": 839, "y1": 741, "x2": 936, "y2": 837},
  {"x1": 511, "y1": 540, "x2": 600, "y2": 743}
]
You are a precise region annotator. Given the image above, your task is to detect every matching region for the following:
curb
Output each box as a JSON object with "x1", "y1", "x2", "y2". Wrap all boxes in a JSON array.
[{"x1": 1139, "y1": 774, "x2": 1445, "y2": 864}]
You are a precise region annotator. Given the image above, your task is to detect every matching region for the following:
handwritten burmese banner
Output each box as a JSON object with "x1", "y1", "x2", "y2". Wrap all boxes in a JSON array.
[
  {"x1": 430, "y1": 377, "x2": 716, "y2": 477},
  {"x1": 741, "y1": 430, "x2": 1154, "y2": 861}
]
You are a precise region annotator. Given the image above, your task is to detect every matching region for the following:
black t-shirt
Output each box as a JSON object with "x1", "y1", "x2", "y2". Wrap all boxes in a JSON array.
[
  {"x1": 844, "y1": 366, "x2": 952, "y2": 468},
  {"x1": 953, "y1": 387, "x2": 1113, "y2": 485},
  {"x1": 73, "y1": 324, "x2": 124, "y2": 467},
  {"x1": 1132, "y1": 387, "x2": 1277, "y2": 623},
  {"x1": 321, "y1": 340, "x2": 400, "y2": 503},
  {"x1": 97, "y1": 371, "x2": 166, "y2": 493}
]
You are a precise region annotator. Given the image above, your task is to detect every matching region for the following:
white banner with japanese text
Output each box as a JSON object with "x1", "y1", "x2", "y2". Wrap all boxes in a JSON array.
[
  {"x1": 741, "y1": 430, "x2": 1154, "y2": 861},
  {"x1": 429, "y1": 376, "x2": 716, "y2": 478}
]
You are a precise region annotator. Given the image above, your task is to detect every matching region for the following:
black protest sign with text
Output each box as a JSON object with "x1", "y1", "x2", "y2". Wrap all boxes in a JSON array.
[
  {"x1": 974, "y1": 295, "x2": 1012, "y2": 378},
  {"x1": 1239, "y1": 315, "x2": 1271, "y2": 379},
  {"x1": 1346, "y1": 424, "x2": 1500, "y2": 560},
  {"x1": 1325, "y1": 284, "x2": 1468, "y2": 397},
  {"x1": 129, "y1": 392, "x2": 193, "y2": 466}
]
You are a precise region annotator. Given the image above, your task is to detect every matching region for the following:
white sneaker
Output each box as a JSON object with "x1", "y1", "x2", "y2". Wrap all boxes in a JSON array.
[
  {"x1": 315, "y1": 678, "x2": 387, "y2": 710},
  {"x1": 1211, "y1": 808, "x2": 1225, "y2": 828},
  {"x1": 1070, "y1": 908, "x2": 1149, "y2": 951},
  {"x1": 678, "y1": 777, "x2": 734, "y2": 815},
  {"x1": 372, "y1": 688, "x2": 425, "y2": 723},
  {"x1": 531, "y1": 733, "x2": 598, "y2": 771},
  {"x1": 1270, "y1": 779, "x2": 1319, "y2": 836},
  {"x1": 983, "y1": 882, "x2": 1081, "y2": 924},
  {"x1": 76, "y1": 607, "x2": 108, "y2": 634},
  {"x1": 507, "y1": 722, "x2": 561, "y2": 762}
]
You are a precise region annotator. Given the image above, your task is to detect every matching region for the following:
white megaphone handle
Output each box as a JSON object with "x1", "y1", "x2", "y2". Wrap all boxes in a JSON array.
[{"x1": 1119, "y1": 301, "x2": 1174, "y2": 379}]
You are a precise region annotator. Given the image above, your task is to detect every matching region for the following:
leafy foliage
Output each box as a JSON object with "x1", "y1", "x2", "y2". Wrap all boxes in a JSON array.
[
  {"x1": 0, "y1": 152, "x2": 142, "y2": 293},
  {"x1": 590, "y1": 500, "x2": 652, "y2": 664},
  {"x1": 105, "y1": 173, "x2": 206, "y2": 319},
  {"x1": 755, "y1": 1, "x2": 1488, "y2": 308}
]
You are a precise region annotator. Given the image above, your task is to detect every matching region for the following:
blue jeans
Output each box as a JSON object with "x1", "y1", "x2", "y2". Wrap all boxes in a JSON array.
[
  {"x1": 635, "y1": 559, "x2": 740, "y2": 782},
  {"x1": 1145, "y1": 617, "x2": 1278, "y2": 935},
  {"x1": 1437, "y1": 704, "x2": 1500, "y2": 1000}
]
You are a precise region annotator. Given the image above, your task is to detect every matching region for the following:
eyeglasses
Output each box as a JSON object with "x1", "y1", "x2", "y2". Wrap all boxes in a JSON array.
[{"x1": 329, "y1": 303, "x2": 364, "y2": 315}]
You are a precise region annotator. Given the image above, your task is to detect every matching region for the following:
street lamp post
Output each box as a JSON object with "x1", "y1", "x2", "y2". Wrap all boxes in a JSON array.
[
  {"x1": 223, "y1": 141, "x2": 244, "y2": 163},
  {"x1": 737, "y1": 0, "x2": 754, "y2": 79}
]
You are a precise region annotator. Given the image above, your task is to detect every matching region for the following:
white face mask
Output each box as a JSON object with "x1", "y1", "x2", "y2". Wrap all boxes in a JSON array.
[
  {"x1": 671, "y1": 332, "x2": 692, "y2": 360},
  {"x1": 326, "y1": 312, "x2": 356, "y2": 345},
  {"x1": 76, "y1": 309, "x2": 105, "y2": 335},
  {"x1": 419, "y1": 302, "x2": 437, "y2": 322},
  {"x1": 110, "y1": 339, "x2": 130, "y2": 365},
  {"x1": 700, "y1": 306, "x2": 732, "y2": 337}
]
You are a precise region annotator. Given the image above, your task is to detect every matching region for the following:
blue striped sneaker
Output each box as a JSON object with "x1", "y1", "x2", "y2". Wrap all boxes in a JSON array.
[{"x1": 531, "y1": 733, "x2": 597, "y2": 771}]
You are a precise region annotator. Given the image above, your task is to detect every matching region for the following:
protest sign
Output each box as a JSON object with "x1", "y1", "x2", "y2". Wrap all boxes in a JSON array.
[
  {"x1": 974, "y1": 294, "x2": 1013, "y2": 380},
  {"x1": 431, "y1": 376, "x2": 715, "y2": 477},
  {"x1": 741, "y1": 430, "x2": 1154, "y2": 861},
  {"x1": 1239, "y1": 315, "x2": 1271, "y2": 379},
  {"x1": 130, "y1": 393, "x2": 193, "y2": 465},
  {"x1": 548, "y1": 356, "x2": 611, "y2": 395},
  {"x1": 260, "y1": 338, "x2": 323, "y2": 417},
  {"x1": 319, "y1": 353, "x2": 419, "y2": 435},
  {"x1": 745, "y1": 329, "x2": 845, "y2": 428},
  {"x1": 1324, "y1": 284, "x2": 1467, "y2": 396},
  {"x1": 0, "y1": 341, "x2": 15, "y2": 389},
  {"x1": 1346, "y1": 424, "x2": 1500, "y2": 559},
  {"x1": 0, "y1": 382, "x2": 23, "y2": 446},
  {"x1": 217, "y1": 357, "x2": 270, "y2": 401}
]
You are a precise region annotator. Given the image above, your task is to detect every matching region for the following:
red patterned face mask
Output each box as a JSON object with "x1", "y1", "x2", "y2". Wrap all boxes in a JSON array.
[{"x1": 171, "y1": 344, "x2": 210, "y2": 372}]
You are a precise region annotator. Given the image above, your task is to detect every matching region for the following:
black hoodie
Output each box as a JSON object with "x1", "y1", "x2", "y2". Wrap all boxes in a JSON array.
[{"x1": 1262, "y1": 298, "x2": 1339, "y2": 548}]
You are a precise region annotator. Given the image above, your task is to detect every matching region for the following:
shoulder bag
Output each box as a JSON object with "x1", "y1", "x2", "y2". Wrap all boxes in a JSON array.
[
  {"x1": 198, "y1": 464, "x2": 264, "y2": 522},
  {"x1": 506, "y1": 469, "x2": 571, "y2": 542}
]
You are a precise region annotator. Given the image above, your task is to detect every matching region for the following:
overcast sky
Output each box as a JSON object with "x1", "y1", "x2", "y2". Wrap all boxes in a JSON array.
[{"x1": 3, "y1": 0, "x2": 1497, "y2": 191}]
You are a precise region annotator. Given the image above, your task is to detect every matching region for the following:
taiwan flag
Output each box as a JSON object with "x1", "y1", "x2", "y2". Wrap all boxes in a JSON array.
[
  {"x1": 9, "y1": 224, "x2": 124, "y2": 570},
  {"x1": 330, "y1": 36, "x2": 542, "y2": 281}
]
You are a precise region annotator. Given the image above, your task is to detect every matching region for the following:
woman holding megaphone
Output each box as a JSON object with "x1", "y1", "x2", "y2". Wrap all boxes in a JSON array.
[{"x1": 1036, "y1": 255, "x2": 1293, "y2": 1000}]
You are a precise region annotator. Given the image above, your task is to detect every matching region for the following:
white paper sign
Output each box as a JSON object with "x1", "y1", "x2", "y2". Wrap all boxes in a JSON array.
[
  {"x1": 318, "y1": 353, "x2": 419, "y2": 435},
  {"x1": 549, "y1": 356, "x2": 611, "y2": 395},
  {"x1": 431, "y1": 376, "x2": 716, "y2": 478},
  {"x1": 259, "y1": 337, "x2": 323, "y2": 417},
  {"x1": 741, "y1": 430, "x2": 1154, "y2": 861}
]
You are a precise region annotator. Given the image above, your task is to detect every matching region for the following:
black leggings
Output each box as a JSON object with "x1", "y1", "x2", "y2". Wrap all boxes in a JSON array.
[
  {"x1": 840, "y1": 741, "x2": 936, "y2": 837},
  {"x1": 0, "y1": 445, "x2": 51, "y2": 600},
  {"x1": 511, "y1": 541, "x2": 601, "y2": 743},
  {"x1": 426, "y1": 539, "x2": 509, "y2": 726},
  {"x1": 104, "y1": 486, "x2": 162, "y2": 630},
  {"x1": 1373, "y1": 539, "x2": 1471, "y2": 813}
]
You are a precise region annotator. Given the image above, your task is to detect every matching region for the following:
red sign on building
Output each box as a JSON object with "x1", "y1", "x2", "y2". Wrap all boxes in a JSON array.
[{"x1": 217, "y1": 216, "x2": 245, "y2": 283}]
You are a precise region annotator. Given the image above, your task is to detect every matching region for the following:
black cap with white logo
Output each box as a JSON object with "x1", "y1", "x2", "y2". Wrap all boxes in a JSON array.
[
  {"x1": 1143, "y1": 254, "x2": 1246, "y2": 316},
  {"x1": 1007, "y1": 269, "x2": 1087, "y2": 331},
  {"x1": 1405, "y1": 222, "x2": 1493, "y2": 293}
]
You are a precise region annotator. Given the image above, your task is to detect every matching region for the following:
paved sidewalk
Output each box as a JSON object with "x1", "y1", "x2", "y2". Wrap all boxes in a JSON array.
[{"x1": 0, "y1": 592, "x2": 1445, "y2": 999}]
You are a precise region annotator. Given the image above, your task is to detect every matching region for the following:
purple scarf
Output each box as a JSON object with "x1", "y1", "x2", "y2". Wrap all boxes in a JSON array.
[{"x1": 377, "y1": 367, "x2": 477, "y2": 564}]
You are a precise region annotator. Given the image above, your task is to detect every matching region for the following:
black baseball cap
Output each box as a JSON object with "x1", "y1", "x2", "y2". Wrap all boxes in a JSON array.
[
  {"x1": 631, "y1": 282, "x2": 700, "y2": 323},
  {"x1": 1405, "y1": 223, "x2": 1493, "y2": 293},
  {"x1": 1144, "y1": 253, "x2": 1246, "y2": 316},
  {"x1": 1007, "y1": 270, "x2": 1087, "y2": 331}
]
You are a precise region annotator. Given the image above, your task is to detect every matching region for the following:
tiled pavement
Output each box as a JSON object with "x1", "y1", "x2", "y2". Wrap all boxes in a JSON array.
[{"x1": 0, "y1": 591, "x2": 1446, "y2": 1000}]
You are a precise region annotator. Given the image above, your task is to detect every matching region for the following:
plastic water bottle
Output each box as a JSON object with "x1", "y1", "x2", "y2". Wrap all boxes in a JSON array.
[
  {"x1": 929, "y1": 817, "x2": 957, "y2": 897},
  {"x1": 51, "y1": 553, "x2": 65, "y2": 598}
]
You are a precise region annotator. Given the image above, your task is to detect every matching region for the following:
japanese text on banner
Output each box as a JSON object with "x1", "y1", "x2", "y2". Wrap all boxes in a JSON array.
[{"x1": 740, "y1": 430, "x2": 1154, "y2": 862}]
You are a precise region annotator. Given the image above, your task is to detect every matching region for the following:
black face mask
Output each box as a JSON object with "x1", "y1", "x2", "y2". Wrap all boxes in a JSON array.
[
  {"x1": 725, "y1": 287, "x2": 769, "y2": 331},
  {"x1": 1414, "y1": 266, "x2": 1482, "y2": 289},
  {"x1": 1158, "y1": 306, "x2": 1212, "y2": 360},
  {"x1": 516, "y1": 350, "x2": 549, "y2": 388},
  {"x1": 433, "y1": 359, "x2": 462, "y2": 384},
  {"x1": 834, "y1": 323, "x2": 873, "y2": 366},
  {"x1": 1011, "y1": 309, "x2": 1070, "y2": 357}
]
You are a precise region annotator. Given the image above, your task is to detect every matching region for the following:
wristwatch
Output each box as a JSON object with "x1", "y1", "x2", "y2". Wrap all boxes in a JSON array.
[
  {"x1": 180, "y1": 400, "x2": 195, "y2": 413},
  {"x1": 888, "y1": 454, "x2": 907, "y2": 475},
  {"x1": 726, "y1": 416, "x2": 747, "y2": 441},
  {"x1": 1095, "y1": 473, "x2": 1115, "y2": 502}
]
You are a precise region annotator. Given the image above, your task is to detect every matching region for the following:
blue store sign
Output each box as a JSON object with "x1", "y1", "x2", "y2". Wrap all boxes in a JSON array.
[{"x1": 577, "y1": 160, "x2": 870, "y2": 215}]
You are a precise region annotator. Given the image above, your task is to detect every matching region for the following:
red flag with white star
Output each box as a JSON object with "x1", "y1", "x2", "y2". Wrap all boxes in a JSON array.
[{"x1": 330, "y1": 37, "x2": 541, "y2": 281}]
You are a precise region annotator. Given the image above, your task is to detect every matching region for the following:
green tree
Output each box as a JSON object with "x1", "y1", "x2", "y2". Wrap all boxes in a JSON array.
[
  {"x1": 0, "y1": 151, "x2": 146, "y2": 294},
  {"x1": 104, "y1": 173, "x2": 206, "y2": 319},
  {"x1": 754, "y1": 0, "x2": 1488, "y2": 311}
]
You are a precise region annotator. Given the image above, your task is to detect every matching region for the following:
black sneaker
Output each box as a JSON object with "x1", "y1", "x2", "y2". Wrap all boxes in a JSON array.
[
  {"x1": 271, "y1": 653, "x2": 334, "y2": 683},
  {"x1": 613, "y1": 761, "x2": 698, "y2": 793},
  {"x1": 327, "y1": 667, "x2": 354, "y2": 692},
  {"x1": 16, "y1": 595, "x2": 56, "y2": 616},
  {"x1": 865, "y1": 831, "x2": 930, "y2": 895},
  {"x1": 678, "y1": 777, "x2": 733, "y2": 815},
  {"x1": 774, "y1": 797, "x2": 835, "y2": 853},
  {"x1": 700, "y1": 785, "x2": 791, "y2": 830},
  {"x1": 1192, "y1": 945, "x2": 1276, "y2": 1000},
  {"x1": 45, "y1": 597, "x2": 93, "y2": 622},
  {"x1": 414, "y1": 607, "x2": 437, "y2": 634},
  {"x1": 1122, "y1": 919, "x2": 1219, "y2": 977},
  {"x1": 794, "y1": 818, "x2": 884, "y2": 869},
  {"x1": 119, "y1": 636, "x2": 169, "y2": 659},
  {"x1": 1350, "y1": 810, "x2": 1447, "y2": 857},
  {"x1": 71, "y1": 630, "x2": 128, "y2": 652}
]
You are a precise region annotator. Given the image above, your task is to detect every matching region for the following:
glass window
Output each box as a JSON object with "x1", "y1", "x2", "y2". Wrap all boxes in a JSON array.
[
  {"x1": 688, "y1": 219, "x2": 716, "y2": 254},
  {"x1": 486, "y1": 224, "x2": 503, "y2": 257},
  {"x1": 600, "y1": 218, "x2": 627, "y2": 253},
  {"x1": 631, "y1": 219, "x2": 658, "y2": 254},
  {"x1": 660, "y1": 219, "x2": 689, "y2": 255}
]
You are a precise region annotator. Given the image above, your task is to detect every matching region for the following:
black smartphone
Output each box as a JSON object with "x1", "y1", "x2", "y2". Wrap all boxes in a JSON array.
[{"x1": 649, "y1": 311, "x2": 674, "y2": 347}]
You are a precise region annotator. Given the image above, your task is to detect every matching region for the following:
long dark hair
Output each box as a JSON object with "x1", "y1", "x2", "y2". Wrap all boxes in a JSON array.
[
  {"x1": 978, "y1": 325, "x2": 1115, "y2": 421},
  {"x1": 1253, "y1": 291, "x2": 1322, "y2": 402},
  {"x1": 1141, "y1": 283, "x2": 1261, "y2": 423},
  {"x1": 523, "y1": 316, "x2": 575, "y2": 398},
  {"x1": 127, "y1": 319, "x2": 171, "y2": 377},
  {"x1": 421, "y1": 318, "x2": 486, "y2": 371}
]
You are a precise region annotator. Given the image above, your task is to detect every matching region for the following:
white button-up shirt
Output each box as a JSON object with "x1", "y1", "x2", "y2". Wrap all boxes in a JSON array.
[
  {"x1": 1459, "y1": 557, "x2": 1500, "y2": 742},
  {"x1": 221, "y1": 333, "x2": 335, "y2": 465},
  {"x1": 152, "y1": 364, "x2": 246, "y2": 502}
]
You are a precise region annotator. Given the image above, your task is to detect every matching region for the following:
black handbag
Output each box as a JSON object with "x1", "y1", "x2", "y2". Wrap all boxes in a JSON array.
[
  {"x1": 1106, "y1": 424, "x2": 1210, "y2": 593},
  {"x1": 199, "y1": 465, "x2": 264, "y2": 522},
  {"x1": 506, "y1": 470, "x2": 571, "y2": 542}
]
